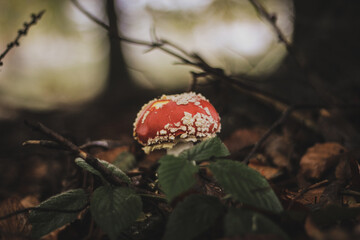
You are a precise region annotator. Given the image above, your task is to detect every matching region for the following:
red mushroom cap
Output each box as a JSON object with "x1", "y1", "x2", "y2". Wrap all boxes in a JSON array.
[{"x1": 133, "y1": 92, "x2": 221, "y2": 153}]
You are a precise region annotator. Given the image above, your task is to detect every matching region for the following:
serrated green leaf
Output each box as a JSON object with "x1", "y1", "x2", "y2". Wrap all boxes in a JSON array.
[
  {"x1": 113, "y1": 151, "x2": 136, "y2": 172},
  {"x1": 90, "y1": 186, "x2": 142, "y2": 240},
  {"x1": 225, "y1": 208, "x2": 289, "y2": 240},
  {"x1": 75, "y1": 157, "x2": 131, "y2": 184},
  {"x1": 179, "y1": 136, "x2": 230, "y2": 162},
  {"x1": 29, "y1": 189, "x2": 88, "y2": 239},
  {"x1": 158, "y1": 155, "x2": 199, "y2": 202},
  {"x1": 209, "y1": 160, "x2": 283, "y2": 213},
  {"x1": 163, "y1": 195, "x2": 224, "y2": 240}
]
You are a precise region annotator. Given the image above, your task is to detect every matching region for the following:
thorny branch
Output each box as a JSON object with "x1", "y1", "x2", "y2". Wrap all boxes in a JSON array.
[
  {"x1": 24, "y1": 120, "x2": 127, "y2": 186},
  {"x1": 0, "y1": 204, "x2": 89, "y2": 221},
  {"x1": 0, "y1": 10, "x2": 45, "y2": 67}
]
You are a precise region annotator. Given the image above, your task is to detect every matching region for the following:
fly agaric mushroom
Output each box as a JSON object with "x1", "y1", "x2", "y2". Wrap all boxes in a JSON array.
[{"x1": 133, "y1": 92, "x2": 221, "y2": 155}]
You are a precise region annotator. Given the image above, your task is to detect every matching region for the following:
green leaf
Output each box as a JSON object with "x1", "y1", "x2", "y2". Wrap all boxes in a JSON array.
[
  {"x1": 209, "y1": 160, "x2": 283, "y2": 213},
  {"x1": 179, "y1": 137, "x2": 230, "y2": 162},
  {"x1": 29, "y1": 189, "x2": 88, "y2": 239},
  {"x1": 158, "y1": 155, "x2": 199, "y2": 202},
  {"x1": 113, "y1": 151, "x2": 136, "y2": 172},
  {"x1": 90, "y1": 186, "x2": 142, "y2": 240},
  {"x1": 224, "y1": 208, "x2": 289, "y2": 240},
  {"x1": 163, "y1": 195, "x2": 224, "y2": 240},
  {"x1": 75, "y1": 157, "x2": 131, "y2": 184}
]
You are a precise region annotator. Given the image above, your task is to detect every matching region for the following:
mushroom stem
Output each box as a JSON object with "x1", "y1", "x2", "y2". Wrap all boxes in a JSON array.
[{"x1": 167, "y1": 141, "x2": 194, "y2": 156}]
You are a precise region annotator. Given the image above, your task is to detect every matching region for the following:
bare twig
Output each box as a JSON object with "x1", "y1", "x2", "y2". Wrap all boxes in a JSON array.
[
  {"x1": 243, "y1": 106, "x2": 295, "y2": 164},
  {"x1": 23, "y1": 139, "x2": 126, "y2": 150},
  {"x1": 287, "y1": 179, "x2": 329, "y2": 210},
  {"x1": 243, "y1": 103, "x2": 334, "y2": 163},
  {"x1": 22, "y1": 140, "x2": 65, "y2": 149},
  {"x1": 70, "y1": 0, "x2": 324, "y2": 131},
  {"x1": 0, "y1": 204, "x2": 89, "y2": 221},
  {"x1": 247, "y1": 0, "x2": 341, "y2": 105},
  {"x1": 248, "y1": 0, "x2": 292, "y2": 52},
  {"x1": 70, "y1": 1, "x2": 286, "y2": 102},
  {"x1": 24, "y1": 120, "x2": 127, "y2": 186},
  {"x1": 0, "y1": 10, "x2": 45, "y2": 67}
]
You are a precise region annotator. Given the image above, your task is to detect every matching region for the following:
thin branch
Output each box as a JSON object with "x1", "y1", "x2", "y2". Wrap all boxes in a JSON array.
[
  {"x1": 242, "y1": 103, "x2": 333, "y2": 164},
  {"x1": 23, "y1": 139, "x2": 126, "y2": 150},
  {"x1": 22, "y1": 140, "x2": 65, "y2": 149},
  {"x1": 247, "y1": 0, "x2": 342, "y2": 105},
  {"x1": 71, "y1": 0, "x2": 162, "y2": 47},
  {"x1": 70, "y1": 0, "x2": 322, "y2": 131},
  {"x1": 0, "y1": 10, "x2": 45, "y2": 67},
  {"x1": 243, "y1": 106, "x2": 295, "y2": 164},
  {"x1": 70, "y1": 1, "x2": 285, "y2": 102},
  {"x1": 287, "y1": 179, "x2": 329, "y2": 210},
  {"x1": 0, "y1": 203, "x2": 89, "y2": 221},
  {"x1": 24, "y1": 120, "x2": 127, "y2": 186},
  {"x1": 248, "y1": 0, "x2": 292, "y2": 52}
]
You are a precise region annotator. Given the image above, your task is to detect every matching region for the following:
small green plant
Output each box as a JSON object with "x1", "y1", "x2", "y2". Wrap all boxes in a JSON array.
[{"x1": 28, "y1": 137, "x2": 288, "y2": 240}]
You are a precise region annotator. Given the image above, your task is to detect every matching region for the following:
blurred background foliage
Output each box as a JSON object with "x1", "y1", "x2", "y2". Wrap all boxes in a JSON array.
[
  {"x1": 0, "y1": 0, "x2": 359, "y2": 206},
  {"x1": 0, "y1": 0, "x2": 107, "y2": 111},
  {"x1": 0, "y1": 0, "x2": 293, "y2": 112}
]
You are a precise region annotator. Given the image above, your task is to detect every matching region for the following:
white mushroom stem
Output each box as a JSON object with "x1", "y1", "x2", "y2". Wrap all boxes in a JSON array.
[{"x1": 167, "y1": 141, "x2": 194, "y2": 157}]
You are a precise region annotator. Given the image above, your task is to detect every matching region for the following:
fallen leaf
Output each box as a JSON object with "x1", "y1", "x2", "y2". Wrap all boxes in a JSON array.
[
  {"x1": 94, "y1": 146, "x2": 129, "y2": 163},
  {"x1": 264, "y1": 135, "x2": 294, "y2": 171},
  {"x1": 248, "y1": 159, "x2": 282, "y2": 180},
  {"x1": 0, "y1": 196, "x2": 36, "y2": 239},
  {"x1": 224, "y1": 128, "x2": 265, "y2": 155},
  {"x1": 298, "y1": 142, "x2": 346, "y2": 181}
]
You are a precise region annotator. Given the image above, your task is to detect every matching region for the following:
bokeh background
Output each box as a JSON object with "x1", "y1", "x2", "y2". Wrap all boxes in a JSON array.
[{"x1": 0, "y1": 0, "x2": 359, "y2": 199}]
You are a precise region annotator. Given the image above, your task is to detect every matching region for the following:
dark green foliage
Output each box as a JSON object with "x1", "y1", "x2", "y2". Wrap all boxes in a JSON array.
[
  {"x1": 224, "y1": 208, "x2": 289, "y2": 239},
  {"x1": 163, "y1": 195, "x2": 224, "y2": 240},
  {"x1": 209, "y1": 160, "x2": 283, "y2": 213},
  {"x1": 90, "y1": 186, "x2": 142, "y2": 240},
  {"x1": 29, "y1": 189, "x2": 88, "y2": 239},
  {"x1": 179, "y1": 137, "x2": 230, "y2": 162},
  {"x1": 75, "y1": 157, "x2": 131, "y2": 184},
  {"x1": 157, "y1": 155, "x2": 199, "y2": 202}
]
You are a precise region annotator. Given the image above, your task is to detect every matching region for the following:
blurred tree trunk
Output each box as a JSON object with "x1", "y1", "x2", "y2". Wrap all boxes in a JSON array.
[{"x1": 99, "y1": 0, "x2": 135, "y2": 104}]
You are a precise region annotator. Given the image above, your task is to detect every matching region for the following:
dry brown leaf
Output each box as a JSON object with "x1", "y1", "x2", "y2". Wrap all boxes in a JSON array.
[
  {"x1": 94, "y1": 146, "x2": 129, "y2": 163},
  {"x1": 224, "y1": 128, "x2": 265, "y2": 154},
  {"x1": 264, "y1": 135, "x2": 294, "y2": 171},
  {"x1": 0, "y1": 196, "x2": 36, "y2": 240},
  {"x1": 248, "y1": 159, "x2": 282, "y2": 180},
  {"x1": 299, "y1": 142, "x2": 346, "y2": 180}
]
